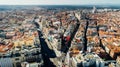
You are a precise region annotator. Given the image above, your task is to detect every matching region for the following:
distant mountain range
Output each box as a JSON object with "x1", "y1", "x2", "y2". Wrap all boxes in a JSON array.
[{"x1": 0, "y1": 5, "x2": 120, "y2": 11}]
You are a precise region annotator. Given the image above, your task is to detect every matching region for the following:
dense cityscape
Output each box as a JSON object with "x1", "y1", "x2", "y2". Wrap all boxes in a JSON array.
[{"x1": 0, "y1": 5, "x2": 120, "y2": 67}]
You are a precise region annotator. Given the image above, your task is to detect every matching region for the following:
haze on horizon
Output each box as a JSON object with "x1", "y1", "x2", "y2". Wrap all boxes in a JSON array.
[{"x1": 0, "y1": 0, "x2": 120, "y2": 5}]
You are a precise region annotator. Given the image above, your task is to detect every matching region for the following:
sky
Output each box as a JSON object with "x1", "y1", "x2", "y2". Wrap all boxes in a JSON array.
[{"x1": 0, "y1": 0, "x2": 120, "y2": 5}]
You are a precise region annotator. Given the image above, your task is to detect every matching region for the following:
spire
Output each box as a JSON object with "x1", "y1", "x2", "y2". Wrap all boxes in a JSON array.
[{"x1": 92, "y1": 6, "x2": 97, "y2": 13}]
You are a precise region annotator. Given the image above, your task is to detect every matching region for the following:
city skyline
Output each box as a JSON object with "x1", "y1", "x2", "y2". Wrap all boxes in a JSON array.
[{"x1": 0, "y1": 0, "x2": 120, "y2": 5}]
